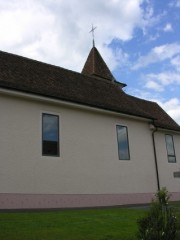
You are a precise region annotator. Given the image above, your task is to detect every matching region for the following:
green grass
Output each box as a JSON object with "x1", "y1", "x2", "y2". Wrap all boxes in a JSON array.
[{"x1": 0, "y1": 204, "x2": 179, "y2": 240}]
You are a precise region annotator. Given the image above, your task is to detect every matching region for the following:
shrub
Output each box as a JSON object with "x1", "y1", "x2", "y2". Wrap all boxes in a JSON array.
[{"x1": 137, "y1": 187, "x2": 178, "y2": 240}]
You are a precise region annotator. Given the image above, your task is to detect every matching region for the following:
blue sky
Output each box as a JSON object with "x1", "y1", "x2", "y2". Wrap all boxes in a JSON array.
[
  {"x1": 0, "y1": 0, "x2": 180, "y2": 123},
  {"x1": 111, "y1": 0, "x2": 180, "y2": 125}
]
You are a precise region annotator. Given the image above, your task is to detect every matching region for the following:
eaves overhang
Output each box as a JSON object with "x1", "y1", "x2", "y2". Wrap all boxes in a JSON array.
[{"x1": 0, "y1": 86, "x2": 154, "y2": 123}]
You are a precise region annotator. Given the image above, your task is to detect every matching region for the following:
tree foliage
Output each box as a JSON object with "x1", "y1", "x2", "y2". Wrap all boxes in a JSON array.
[{"x1": 137, "y1": 187, "x2": 178, "y2": 240}]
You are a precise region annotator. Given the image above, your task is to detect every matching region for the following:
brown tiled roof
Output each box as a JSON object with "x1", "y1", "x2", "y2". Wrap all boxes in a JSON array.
[
  {"x1": 0, "y1": 49, "x2": 179, "y2": 131},
  {"x1": 130, "y1": 96, "x2": 180, "y2": 131}
]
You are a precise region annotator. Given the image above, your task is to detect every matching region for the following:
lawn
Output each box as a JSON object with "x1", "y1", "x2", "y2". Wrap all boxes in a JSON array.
[{"x1": 0, "y1": 203, "x2": 179, "y2": 240}]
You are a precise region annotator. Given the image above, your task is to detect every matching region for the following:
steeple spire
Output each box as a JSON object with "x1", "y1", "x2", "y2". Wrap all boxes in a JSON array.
[
  {"x1": 82, "y1": 30, "x2": 126, "y2": 88},
  {"x1": 89, "y1": 24, "x2": 97, "y2": 47},
  {"x1": 82, "y1": 46, "x2": 116, "y2": 81}
]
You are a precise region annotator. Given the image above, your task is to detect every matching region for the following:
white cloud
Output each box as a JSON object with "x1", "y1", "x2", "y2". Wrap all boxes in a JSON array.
[
  {"x1": 127, "y1": 88, "x2": 159, "y2": 100},
  {"x1": 0, "y1": 0, "x2": 146, "y2": 72},
  {"x1": 148, "y1": 33, "x2": 160, "y2": 42},
  {"x1": 145, "y1": 80, "x2": 164, "y2": 92},
  {"x1": 132, "y1": 43, "x2": 180, "y2": 70},
  {"x1": 171, "y1": 55, "x2": 180, "y2": 72},
  {"x1": 168, "y1": 0, "x2": 180, "y2": 8},
  {"x1": 176, "y1": 0, "x2": 180, "y2": 7},
  {"x1": 140, "y1": 2, "x2": 166, "y2": 36},
  {"x1": 163, "y1": 23, "x2": 173, "y2": 32},
  {"x1": 108, "y1": 47, "x2": 130, "y2": 70},
  {"x1": 144, "y1": 71, "x2": 180, "y2": 91},
  {"x1": 159, "y1": 98, "x2": 180, "y2": 124}
]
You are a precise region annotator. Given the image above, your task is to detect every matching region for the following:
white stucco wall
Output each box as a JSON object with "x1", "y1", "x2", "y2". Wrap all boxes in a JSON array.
[
  {"x1": 0, "y1": 90, "x2": 179, "y2": 198},
  {"x1": 154, "y1": 132, "x2": 180, "y2": 192}
]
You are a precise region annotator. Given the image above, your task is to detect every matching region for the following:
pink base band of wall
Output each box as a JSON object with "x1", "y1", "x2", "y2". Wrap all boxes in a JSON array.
[{"x1": 0, "y1": 192, "x2": 179, "y2": 209}]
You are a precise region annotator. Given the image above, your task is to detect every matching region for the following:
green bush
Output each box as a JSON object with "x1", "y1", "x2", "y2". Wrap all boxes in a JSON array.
[{"x1": 137, "y1": 187, "x2": 178, "y2": 240}]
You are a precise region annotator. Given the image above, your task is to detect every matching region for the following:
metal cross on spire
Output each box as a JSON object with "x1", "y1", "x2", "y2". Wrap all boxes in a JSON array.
[{"x1": 89, "y1": 24, "x2": 97, "y2": 47}]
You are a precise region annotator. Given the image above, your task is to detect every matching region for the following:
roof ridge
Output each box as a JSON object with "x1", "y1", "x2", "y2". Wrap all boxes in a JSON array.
[
  {"x1": 0, "y1": 49, "x2": 125, "y2": 88},
  {"x1": 129, "y1": 95, "x2": 180, "y2": 130},
  {"x1": 0, "y1": 49, "x2": 83, "y2": 77}
]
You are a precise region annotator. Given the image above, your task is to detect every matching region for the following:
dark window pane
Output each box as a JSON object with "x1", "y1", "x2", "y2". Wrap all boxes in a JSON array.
[
  {"x1": 42, "y1": 114, "x2": 59, "y2": 156},
  {"x1": 165, "y1": 135, "x2": 176, "y2": 163},
  {"x1": 117, "y1": 125, "x2": 130, "y2": 160},
  {"x1": 168, "y1": 156, "x2": 176, "y2": 163},
  {"x1": 42, "y1": 141, "x2": 59, "y2": 156}
]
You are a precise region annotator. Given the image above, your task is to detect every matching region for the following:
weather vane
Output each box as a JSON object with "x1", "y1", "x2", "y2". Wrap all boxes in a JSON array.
[{"x1": 89, "y1": 24, "x2": 97, "y2": 47}]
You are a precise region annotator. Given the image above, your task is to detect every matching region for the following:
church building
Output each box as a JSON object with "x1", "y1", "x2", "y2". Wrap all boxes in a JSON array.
[{"x1": 0, "y1": 45, "x2": 180, "y2": 209}]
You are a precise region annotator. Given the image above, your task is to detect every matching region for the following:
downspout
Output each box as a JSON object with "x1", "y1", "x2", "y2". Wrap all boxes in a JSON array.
[{"x1": 151, "y1": 123, "x2": 160, "y2": 191}]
